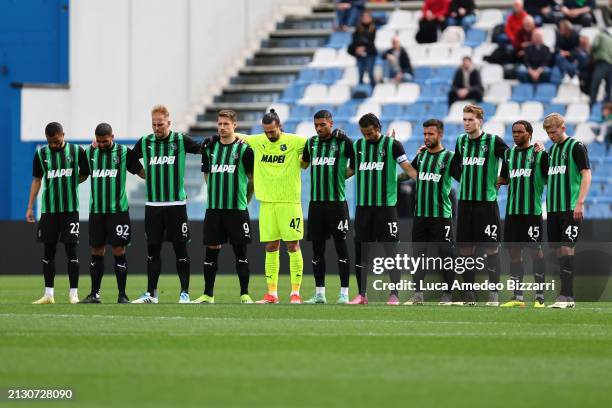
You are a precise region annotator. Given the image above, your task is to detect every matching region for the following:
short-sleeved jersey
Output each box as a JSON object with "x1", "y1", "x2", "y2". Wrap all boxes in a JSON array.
[
  {"x1": 245, "y1": 133, "x2": 307, "y2": 203},
  {"x1": 500, "y1": 146, "x2": 548, "y2": 216},
  {"x1": 33, "y1": 143, "x2": 89, "y2": 213},
  {"x1": 547, "y1": 137, "x2": 590, "y2": 212},
  {"x1": 410, "y1": 148, "x2": 455, "y2": 218},
  {"x1": 302, "y1": 132, "x2": 354, "y2": 202}
]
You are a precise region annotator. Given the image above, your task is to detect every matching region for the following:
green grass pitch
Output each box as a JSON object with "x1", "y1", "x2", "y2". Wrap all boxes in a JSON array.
[{"x1": 1, "y1": 274, "x2": 611, "y2": 408}]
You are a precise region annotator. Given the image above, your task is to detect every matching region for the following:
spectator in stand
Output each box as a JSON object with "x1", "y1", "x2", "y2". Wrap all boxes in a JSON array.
[
  {"x1": 335, "y1": 0, "x2": 365, "y2": 32},
  {"x1": 561, "y1": 0, "x2": 595, "y2": 27},
  {"x1": 525, "y1": 0, "x2": 557, "y2": 25},
  {"x1": 603, "y1": 0, "x2": 612, "y2": 27},
  {"x1": 448, "y1": 56, "x2": 484, "y2": 106},
  {"x1": 382, "y1": 36, "x2": 414, "y2": 84},
  {"x1": 446, "y1": 0, "x2": 476, "y2": 31},
  {"x1": 513, "y1": 15, "x2": 536, "y2": 59},
  {"x1": 348, "y1": 11, "x2": 378, "y2": 89},
  {"x1": 505, "y1": 0, "x2": 528, "y2": 47},
  {"x1": 599, "y1": 102, "x2": 612, "y2": 153},
  {"x1": 517, "y1": 29, "x2": 552, "y2": 83},
  {"x1": 555, "y1": 19, "x2": 589, "y2": 79},
  {"x1": 589, "y1": 31, "x2": 612, "y2": 106},
  {"x1": 416, "y1": 0, "x2": 451, "y2": 43}
]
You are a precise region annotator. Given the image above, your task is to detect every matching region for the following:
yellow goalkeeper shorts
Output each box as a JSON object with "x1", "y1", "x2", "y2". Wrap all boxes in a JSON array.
[{"x1": 259, "y1": 202, "x2": 304, "y2": 242}]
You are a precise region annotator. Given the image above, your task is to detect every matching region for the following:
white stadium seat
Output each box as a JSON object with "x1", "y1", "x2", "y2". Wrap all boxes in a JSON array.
[
  {"x1": 394, "y1": 82, "x2": 420, "y2": 104},
  {"x1": 553, "y1": 83, "x2": 587, "y2": 104},
  {"x1": 295, "y1": 122, "x2": 316, "y2": 137},
  {"x1": 521, "y1": 101, "x2": 544, "y2": 122},
  {"x1": 491, "y1": 102, "x2": 521, "y2": 123},
  {"x1": 445, "y1": 101, "x2": 470, "y2": 123},
  {"x1": 408, "y1": 44, "x2": 429, "y2": 67},
  {"x1": 447, "y1": 46, "x2": 473, "y2": 65},
  {"x1": 386, "y1": 10, "x2": 414, "y2": 30},
  {"x1": 483, "y1": 121, "x2": 505, "y2": 138},
  {"x1": 480, "y1": 64, "x2": 503, "y2": 87},
  {"x1": 398, "y1": 29, "x2": 416, "y2": 47},
  {"x1": 338, "y1": 66, "x2": 359, "y2": 86},
  {"x1": 351, "y1": 102, "x2": 381, "y2": 123},
  {"x1": 541, "y1": 25, "x2": 557, "y2": 49},
  {"x1": 532, "y1": 122, "x2": 549, "y2": 144},
  {"x1": 369, "y1": 83, "x2": 397, "y2": 103},
  {"x1": 580, "y1": 27, "x2": 600, "y2": 44},
  {"x1": 440, "y1": 26, "x2": 465, "y2": 44},
  {"x1": 298, "y1": 84, "x2": 328, "y2": 105},
  {"x1": 331, "y1": 48, "x2": 355, "y2": 68},
  {"x1": 474, "y1": 9, "x2": 504, "y2": 30},
  {"x1": 375, "y1": 29, "x2": 396, "y2": 52},
  {"x1": 574, "y1": 123, "x2": 597, "y2": 144},
  {"x1": 387, "y1": 121, "x2": 412, "y2": 142},
  {"x1": 565, "y1": 103, "x2": 590, "y2": 123},
  {"x1": 484, "y1": 82, "x2": 511, "y2": 104},
  {"x1": 309, "y1": 48, "x2": 336, "y2": 68},
  {"x1": 427, "y1": 44, "x2": 452, "y2": 66},
  {"x1": 472, "y1": 43, "x2": 497, "y2": 65},
  {"x1": 267, "y1": 103, "x2": 290, "y2": 121},
  {"x1": 327, "y1": 83, "x2": 350, "y2": 105}
]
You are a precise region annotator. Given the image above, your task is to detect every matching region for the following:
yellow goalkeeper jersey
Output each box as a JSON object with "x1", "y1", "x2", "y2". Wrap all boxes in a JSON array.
[{"x1": 244, "y1": 133, "x2": 307, "y2": 203}]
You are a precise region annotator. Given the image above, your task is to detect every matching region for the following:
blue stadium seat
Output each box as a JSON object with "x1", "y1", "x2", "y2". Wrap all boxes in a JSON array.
[
  {"x1": 444, "y1": 123, "x2": 462, "y2": 137},
  {"x1": 291, "y1": 105, "x2": 312, "y2": 121},
  {"x1": 481, "y1": 102, "x2": 496, "y2": 118},
  {"x1": 279, "y1": 84, "x2": 306, "y2": 104},
  {"x1": 419, "y1": 84, "x2": 449, "y2": 103},
  {"x1": 296, "y1": 68, "x2": 321, "y2": 85},
  {"x1": 534, "y1": 84, "x2": 557, "y2": 102},
  {"x1": 464, "y1": 28, "x2": 487, "y2": 48},
  {"x1": 321, "y1": 68, "x2": 344, "y2": 85},
  {"x1": 326, "y1": 32, "x2": 352, "y2": 49},
  {"x1": 283, "y1": 120, "x2": 299, "y2": 134},
  {"x1": 543, "y1": 103, "x2": 566, "y2": 117},
  {"x1": 427, "y1": 67, "x2": 455, "y2": 85},
  {"x1": 589, "y1": 102, "x2": 603, "y2": 122},
  {"x1": 427, "y1": 103, "x2": 448, "y2": 119},
  {"x1": 382, "y1": 104, "x2": 405, "y2": 120},
  {"x1": 404, "y1": 102, "x2": 428, "y2": 121},
  {"x1": 587, "y1": 142, "x2": 606, "y2": 157},
  {"x1": 332, "y1": 102, "x2": 358, "y2": 122},
  {"x1": 414, "y1": 67, "x2": 434, "y2": 84},
  {"x1": 511, "y1": 83, "x2": 534, "y2": 103},
  {"x1": 344, "y1": 122, "x2": 361, "y2": 138}
]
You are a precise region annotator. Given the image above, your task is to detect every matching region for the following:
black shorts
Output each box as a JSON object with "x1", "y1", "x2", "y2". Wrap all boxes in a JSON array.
[
  {"x1": 354, "y1": 206, "x2": 398, "y2": 242},
  {"x1": 504, "y1": 214, "x2": 543, "y2": 243},
  {"x1": 306, "y1": 201, "x2": 350, "y2": 241},
  {"x1": 89, "y1": 212, "x2": 132, "y2": 247},
  {"x1": 203, "y1": 209, "x2": 252, "y2": 245},
  {"x1": 412, "y1": 216, "x2": 454, "y2": 243},
  {"x1": 547, "y1": 211, "x2": 582, "y2": 247},
  {"x1": 145, "y1": 204, "x2": 190, "y2": 244},
  {"x1": 37, "y1": 212, "x2": 80, "y2": 244},
  {"x1": 457, "y1": 200, "x2": 500, "y2": 244}
]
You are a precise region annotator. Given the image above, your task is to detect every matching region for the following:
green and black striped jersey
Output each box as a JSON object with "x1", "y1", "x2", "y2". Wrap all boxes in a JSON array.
[
  {"x1": 86, "y1": 144, "x2": 143, "y2": 214},
  {"x1": 201, "y1": 138, "x2": 254, "y2": 210},
  {"x1": 547, "y1": 137, "x2": 590, "y2": 212},
  {"x1": 350, "y1": 136, "x2": 407, "y2": 207},
  {"x1": 301, "y1": 132, "x2": 354, "y2": 202},
  {"x1": 501, "y1": 146, "x2": 548, "y2": 216},
  {"x1": 454, "y1": 132, "x2": 508, "y2": 202},
  {"x1": 32, "y1": 143, "x2": 89, "y2": 214},
  {"x1": 133, "y1": 131, "x2": 201, "y2": 204},
  {"x1": 411, "y1": 149, "x2": 455, "y2": 218}
]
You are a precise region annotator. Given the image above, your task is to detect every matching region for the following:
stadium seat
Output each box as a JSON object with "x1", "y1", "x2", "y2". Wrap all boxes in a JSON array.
[
  {"x1": 369, "y1": 83, "x2": 397, "y2": 103},
  {"x1": 327, "y1": 83, "x2": 351, "y2": 105},
  {"x1": 589, "y1": 102, "x2": 603, "y2": 122},
  {"x1": 474, "y1": 9, "x2": 504, "y2": 30},
  {"x1": 398, "y1": 29, "x2": 416, "y2": 47},
  {"x1": 268, "y1": 103, "x2": 290, "y2": 121},
  {"x1": 574, "y1": 123, "x2": 597, "y2": 144},
  {"x1": 296, "y1": 68, "x2": 321, "y2": 85},
  {"x1": 309, "y1": 48, "x2": 337, "y2": 67},
  {"x1": 290, "y1": 105, "x2": 312, "y2": 121},
  {"x1": 395, "y1": 82, "x2": 420, "y2": 104},
  {"x1": 483, "y1": 121, "x2": 505, "y2": 138},
  {"x1": 351, "y1": 102, "x2": 381, "y2": 122},
  {"x1": 565, "y1": 103, "x2": 590, "y2": 123},
  {"x1": 543, "y1": 103, "x2": 566, "y2": 117},
  {"x1": 541, "y1": 25, "x2": 556, "y2": 49},
  {"x1": 534, "y1": 83, "x2": 558, "y2": 102},
  {"x1": 386, "y1": 10, "x2": 414, "y2": 30},
  {"x1": 480, "y1": 102, "x2": 496, "y2": 118},
  {"x1": 408, "y1": 44, "x2": 429, "y2": 67},
  {"x1": 338, "y1": 66, "x2": 359, "y2": 86},
  {"x1": 553, "y1": 83, "x2": 587, "y2": 104},
  {"x1": 532, "y1": 122, "x2": 549, "y2": 144},
  {"x1": 404, "y1": 102, "x2": 427, "y2": 121},
  {"x1": 295, "y1": 121, "x2": 316, "y2": 137},
  {"x1": 445, "y1": 101, "x2": 470, "y2": 123},
  {"x1": 464, "y1": 28, "x2": 487, "y2": 48},
  {"x1": 381, "y1": 104, "x2": 405, "y2": 120},
  {"x1": 388, "y1": 121, "x2": 412, "y2": 142},
  {"x1": 579, "y1": 27, "x2": 600, "y2": 44},
  {"x1": 481, "y1": 64, "x2": 504, "y2": 87},
  {"x1": 492, "y1": 102, "x2": 521, "y2": 124},
  {"x1": 427, "y1": 103, "x2": 448, "y2": 119},
  {"x1": 440, "y1": 27, "x2": 465, "y2": 44},
  {"x1": 427, "y1": 44, "x2": 452, "y2": 66},
  {"x1": 298, "y1": 84, "x2": 328, "y2": 105},
  {"x1": 375, "y1": 29, "x2": 396, "y2": 52},
  {"x1": 484, "y1": 82, "x2": 511, "y2": 104},
  {"x1": 332, "y1": 48, "x2": 355, "y2": 68},
  {"x1": 327, "y1": 32, "x2": 352, "y2": 49},
  {"x1": 447, "y1": 46, "x2": 473, "y2": 66},
  {"x1": 472, "y1": 43, "x2": 497, "y2": 65},
  {"x1": 321, "y1": 68, "x2": 344, "y2": 85},
  {"x1": 414, "y1": 66, "x2": 434, "y2": 84},
  {"x1": 511, "y1": 84, "x2": 534, "y2": 103},
  {"x1": 520, "y1": 101, "x2": 544, "y2": 122}
]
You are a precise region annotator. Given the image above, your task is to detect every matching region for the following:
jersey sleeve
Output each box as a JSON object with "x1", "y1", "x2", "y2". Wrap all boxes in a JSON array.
[
  {"x1": 32, "y1": 152, "x2": 43, "y2": 178},
  {"x1": 242, "y1": 146, "x2": 254, "y2": 174},
  {"x1": 391, "y1": 139, "x2": 408, "y2": 163},
  {"x1": 572, "y1": 142, "x2": 590, "y2": 171},
  {"x1": 451, "y1": 141, "x2": 462, "y2": 181},
  {"x1": 343, "y1": 135, "x2": 355, "y2": 162},
  {"x1": 499, "y1": 150, "x2": 509, "y2": 178},
  {"x1": 302, "y1": 138, "x2": 312, "y2": 163},
  {"x1": 132, "y1": 138, "x2": 143, "y2": 160},
  {"x1": 494, "y1": 135, "x2": 509, "y2": 159},
  {"x1": 126, "y1": 148, "x2": 143, "y2": 175},
  {"x1": 348, "y1": 141, "x2": 357, "y2": 170},
  {"x1": 294, "y1": 134, "x2": 307, "y2": 155},
  {"x1": 184, "y1": 135, "x2": 202, "y2": 154},
  {"x1": 410, "y1": 155, "x2": 418, "y2": 170},
  {"x1": 539, "y1": 151, "x2": 549, "y2": 177},
  {"x1": 78, "y1": 146, "x2": 90, "y2": 176},
  {"x1": 201, "y1": 145, "x2": 211, "y2": 173}
]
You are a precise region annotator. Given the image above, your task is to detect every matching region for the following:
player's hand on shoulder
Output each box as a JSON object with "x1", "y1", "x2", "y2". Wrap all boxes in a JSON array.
[
  {"x1": 332, "y1": 128, "x2": 347, "y2": 139},
  {"x1": 534, "y1": 141, "x2": 545, "y2": 152}
]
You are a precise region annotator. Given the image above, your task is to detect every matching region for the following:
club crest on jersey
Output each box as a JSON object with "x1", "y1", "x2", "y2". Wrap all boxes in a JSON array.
[
  {"x1": 481, "y1": 144, "x2": 488, "y2": 152},
  {"x1": 526, "y1": 154, "x2": 534, "y2": 162},
  {"x1": 379, "y1": 149, "x2": 386, "y2": 157},
  {"x1": 437, "y1": 160, "x2": 446, "y2": 169},
  {"x1": 65, "y1": 155, "x2": 73, "y2": 164},
  {"x1": 168, "y1": 143, "x2": 177, "y2": 151},
  {"x1": 280, "y1": 144, "x2": 287, "y2": 151},
  {"x1": 561, "y1": 152, "x2": 567, "y2": 160},
  {"x1": 232, "y1": 153, "x2": 239, "y2": 160},
  {"x1": 113, "y1": 155, "x2": 121, "y2": 164}
]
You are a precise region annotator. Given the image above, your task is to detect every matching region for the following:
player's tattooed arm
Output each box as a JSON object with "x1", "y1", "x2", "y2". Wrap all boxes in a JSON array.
[{"x1": 26, "y1": 178, "x2": 42, "y2": 223}]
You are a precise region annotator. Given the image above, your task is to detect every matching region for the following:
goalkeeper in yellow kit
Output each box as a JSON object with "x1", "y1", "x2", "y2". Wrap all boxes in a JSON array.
[{"x1": 244, "y1": 109, "x2": 307, "y2": 304}]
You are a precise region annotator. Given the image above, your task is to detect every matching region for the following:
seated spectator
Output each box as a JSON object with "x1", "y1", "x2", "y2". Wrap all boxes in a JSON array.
[
  {"x1": 525, "y1": 0, "x2": 558, "y2": 25},
  {"x1": 504, "y1": 0, "x2": 528, "y2": 46},
  {"x1": 448, "y1": 56, "x2": 484, "y2": 106},
  {"x1": 382, "y1": 36, "x2": 414, "y2": 84},
  {"x1": 416, "y1": 0, "x2": 451, "y2": 43},
  {"x1": 446, "y1": 0, "x2": 476, "y2": 31},
  {"x1": 561, "y1": 0, "x2": 595, "y2": 27},
  {"x1": 517, "y1": 29, "x2": 552, "y2": 83},
  {"x1": 335, "y1": 0, "x2": 365, "y2": 31},
  {"x1": 348, "y1": 11, "x2": 378, "y2": 89},
  {"x1": 589, "y1": 31, "x2": 612, "y2": 106},
  {"x1": 513, "y1": 15, "x2": 536, "y2": 59},
  {"x1": 555, "y1": 19, "x2": 589, "y2": 79},
  {"x1": 599, "y1": 102, "x2": 612, "y2": 153}
]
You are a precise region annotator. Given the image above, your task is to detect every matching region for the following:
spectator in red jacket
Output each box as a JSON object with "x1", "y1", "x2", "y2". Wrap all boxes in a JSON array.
[
  {"x1": 506, "y1": 0, "x2": 528, "y2": 48},
  {"x1": 513, "y1": 15, "x2": 536, "y2": 57},
  {"x1": 417, "y1": 0, "x2": 451, "y2": 43}
]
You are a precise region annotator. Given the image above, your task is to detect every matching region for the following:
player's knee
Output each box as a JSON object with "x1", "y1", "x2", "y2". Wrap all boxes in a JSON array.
[
  {"x1": 111, "y1": 246, "x2": 126, "y2": 257},
  {"x1": 286, "y1": 241, "x2": 300, "y2": 252},
  {"x1": 266, "y1": 241, "x2": 280, "y2": 252},
  {"x1": 92, "y1": 246, "x2": 106, "y2": 257},
  {"x1": 208, "y1": 245, "x2": 222, "y2": 250}
]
